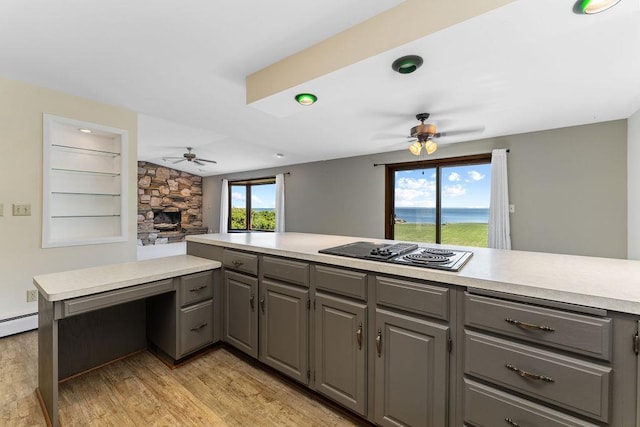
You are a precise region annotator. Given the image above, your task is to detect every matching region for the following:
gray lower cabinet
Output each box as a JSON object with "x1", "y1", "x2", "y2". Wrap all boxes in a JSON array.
[
  {"x1": 259, "y1": 278, "x2": 309, "y2": 384},
  {"x1": 223, "y1": 270, "x2": 259, "y2": 358},
  {"x1": 147, "y1": 271, "x2": 215, "y2": 361},
  {"x1": 313, "y1": 292, "x2": 367, "y2": 416},
  {"x1": 374, "y1": 308, "x2": 449, "y2": 427}
]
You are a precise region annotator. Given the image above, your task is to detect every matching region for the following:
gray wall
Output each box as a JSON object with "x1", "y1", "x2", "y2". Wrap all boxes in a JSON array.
[{"x1": 203, "y1": 120, "x2": 627, "y2": 259}]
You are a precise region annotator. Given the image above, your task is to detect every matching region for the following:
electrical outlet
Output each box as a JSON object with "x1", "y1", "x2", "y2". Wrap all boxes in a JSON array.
[
  {"x1": 27, "y1": 289, "x2": 38, "y2": 303},
  {"x1": 12, "y1": 203, "x2": 31, "y2": 216}
]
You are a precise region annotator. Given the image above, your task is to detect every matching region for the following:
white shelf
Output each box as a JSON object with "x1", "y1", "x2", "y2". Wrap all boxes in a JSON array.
[{"x1": 43, "y1": 114, "x2": 128, "y2": 248}]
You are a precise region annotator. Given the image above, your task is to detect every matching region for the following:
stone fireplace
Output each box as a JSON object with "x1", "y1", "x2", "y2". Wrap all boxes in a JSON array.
[{"x1": 137, "y1": 162, "x2": 208, "y2": 245}]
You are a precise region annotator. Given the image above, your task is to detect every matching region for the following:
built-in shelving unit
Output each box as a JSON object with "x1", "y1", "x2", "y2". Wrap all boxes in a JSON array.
[{"x1": 42, "y1": 114, "x2": 128, "y2": 248}]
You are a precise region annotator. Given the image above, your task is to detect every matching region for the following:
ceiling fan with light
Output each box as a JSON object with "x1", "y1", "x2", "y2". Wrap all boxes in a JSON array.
[
  {"x1": 408, "y1": 113, "x2": 440, "y2": 156},
  {"x1": 403, "y1": 112, "x2": 484, "y2": 156},
  {"x1": 162, "y1": 147, "x2": 217, "y2": 166}
]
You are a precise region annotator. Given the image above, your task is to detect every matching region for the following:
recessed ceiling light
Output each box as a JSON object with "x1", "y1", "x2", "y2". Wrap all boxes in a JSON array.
[
  {"x1": 78, "y1": 128, "x2": 92, "y2": 133},
  {"x1": 295, "y1": 93, "x2": 317, "y2": 106},
  {"x1": 391, "y1": 55, "x2": 423, "y2": 74},
  {"x1": 275, "y1": 153, "x2": 284, "y2": 158},
  {"x1": 575, "y1": 0, "x2": 621, "y2": 14}
]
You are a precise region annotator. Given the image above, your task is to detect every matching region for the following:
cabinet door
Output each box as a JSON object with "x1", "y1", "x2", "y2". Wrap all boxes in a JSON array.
[
  {"x1": 259, "y1": 279, "x2": 309, "y2": 384},
  {"x1": 374, "y1": 308, "x2": 449, "y2": 427},
  {"x1": 223, "y1": 270, "x2": 258, "y2": 358},
  {"x1": 314, "y1": 293, "x2": 367, "y2": 416}
]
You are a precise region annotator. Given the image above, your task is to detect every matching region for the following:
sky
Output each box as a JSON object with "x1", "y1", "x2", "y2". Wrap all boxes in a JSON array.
[
  {"x1": 395, "y1": 163, "x2": 491, "y2": 208},
  {"x1": 231, "y1": 183, "x2": 276, "y2": 209}
]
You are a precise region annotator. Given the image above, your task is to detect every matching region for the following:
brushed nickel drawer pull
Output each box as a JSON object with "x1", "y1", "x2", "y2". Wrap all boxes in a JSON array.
[
  {"x1": 504, "y1": 318, "x2": 555, "y2": 332},
  {"x1": 504, "y1": 418, "x2": 520, "y2": 426},
  {"x1": 189, "y1": 284, "x2": 208, "y2": 292},
  {"x1": 232, "y1": 260, "x2": 244, "y2": 268},
  {"x1": 190, "y1": 322, "x2": 208, "y2": 332},
  {"x1": 376, "y1": 329, "x2": 382, "y2": 357},
  {"x1": 505, "y1": 363, "x2": 554, "y2": 382},
  {"x1": 356, "y1": 323, "x2": 362, "y2": 350}
]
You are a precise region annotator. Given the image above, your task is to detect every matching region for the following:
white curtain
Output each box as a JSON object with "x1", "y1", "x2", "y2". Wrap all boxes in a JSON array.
[
  {"x1": 275, "y1": 173, "x2": 285, "y2": 232},
  {"x1": 219, "y1": 179, "x2": 229, "y2": 233},
  {"x1": 488, "y1": 149, "x2": 511, "y2": 249}
]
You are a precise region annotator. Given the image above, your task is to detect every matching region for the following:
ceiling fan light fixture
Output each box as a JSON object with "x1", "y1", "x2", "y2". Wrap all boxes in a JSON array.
[
  {"x1": 295, "y1": 93, "x2": 317, "y2": 106},
  {"x1": 576, "y1": 0, "x2": 620, "y2": 13},
  {"x1": 425, "y1": 139, "x2": 438, "y2": 155},
  {"x1": 392, "y1": 55, "x2": 423, "y2": 74},
  {"x1": 409, "y1": 141, "x2": 423, "y2": 156}
]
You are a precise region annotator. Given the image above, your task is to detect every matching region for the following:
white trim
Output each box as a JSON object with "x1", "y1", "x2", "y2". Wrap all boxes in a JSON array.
[{"x1": 0, "y1": 313, "x2": 37, "y2": 337}]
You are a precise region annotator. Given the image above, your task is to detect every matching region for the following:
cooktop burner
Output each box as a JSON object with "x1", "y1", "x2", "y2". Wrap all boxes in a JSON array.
[
  {"x1": 403, "y1": 252, "x2": 451, "y2": 264},
  {"x1": 319, "y1": 241, "x2": 473, "y2": 272}
]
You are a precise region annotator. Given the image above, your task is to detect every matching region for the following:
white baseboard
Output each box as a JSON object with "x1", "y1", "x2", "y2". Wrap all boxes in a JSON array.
[{"x1": 0, "y1": 313, "x2": 37, "y2": 337}]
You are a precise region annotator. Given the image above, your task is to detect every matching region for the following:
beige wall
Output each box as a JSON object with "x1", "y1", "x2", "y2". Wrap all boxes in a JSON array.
[
  {"x1": 629, "y1": 109, "x2": 640, "y2": 260},
  {"x1": 0, "y1": 76, "x2": 138, "y2": 321},
  {"x1": 204, "y1": 120, "x2": 627, "y2": 259}
]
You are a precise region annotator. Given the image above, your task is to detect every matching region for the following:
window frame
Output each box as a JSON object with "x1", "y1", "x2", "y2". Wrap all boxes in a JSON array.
[
  {"x1": 228, "y1": 176, "x2": 276, "y2": 232},
  {"x1": 385, "y1": 153, "x2": 491, "y2": 242}
]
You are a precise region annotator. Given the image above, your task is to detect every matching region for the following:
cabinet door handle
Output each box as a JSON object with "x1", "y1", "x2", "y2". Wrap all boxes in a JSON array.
[
  {"x1": 356, "y1": 323, "x2": 363, "y2": 350},
  {"x1": 232, "y1": 260, "x2": 244, "y2": 268},
  {"x1": 504, "y1": 318, "x2": 555, "y2": 332},
  {"x1": 190, "y1": 322, "x2": 208, "y2": 332},
  {"x1": 250, "y1": 294, "x2": 255, "y2": 311},
  {"x1": 504, "y1": 418, "x2": 520, "y2": 426},
  {"x1": 260, "y1": 296, "x2": 265, "y2": 313},
  {"x1": 505, "y1": 363, "x2": 554, "y2": 382},
  {"x1": 376, "y1": 329, "x2": 382, "y2": 357},
  {"x1": 189, "y1": 284, "x2": 207, "y2": 292}
]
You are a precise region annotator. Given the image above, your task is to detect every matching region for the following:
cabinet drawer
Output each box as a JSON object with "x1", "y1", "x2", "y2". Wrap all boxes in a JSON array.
[
  {"x1": 62, "y1": 278, "x2": 174, "y2": 318},
  {"x1": 376, "y1": 276, "x2": 449, "y2": 320},
  {"x1": 179, "y1": 299, "x2": 214, "y2": 356},
  {"x1": 464, "y1": 293, "x2": 612, "y2": 361},
  {"x1": 263, "y1": 256, "x2": 309, "y2": 287},
  {"x1": 179, "y1": 271, "x2": 213, "y2": 306},
  {"x1": 464, "y1": 330, "x2": 611, "y2": 422},
  {"x1": 223, "y1": 249, "x2": 258, "y2": 276},
  {"x1": 313, "y1": 265, "x2": 367, "y2": 300},
  {"x1": 464, "y1": 379, "x2": 598, "y2": 427}
]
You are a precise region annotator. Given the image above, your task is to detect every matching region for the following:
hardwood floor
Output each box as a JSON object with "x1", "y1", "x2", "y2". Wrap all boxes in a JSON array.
[{"x1": 1, "y1": 331, "x2": 363, "y2": 426}]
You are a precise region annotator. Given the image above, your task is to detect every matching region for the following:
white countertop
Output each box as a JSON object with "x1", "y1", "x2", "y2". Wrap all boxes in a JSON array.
[
  {"x1": 187, "y1": 232, "x2": 640, "y2": 315},
  {"x1": 34, "y1": 255, "x2": 221, "y2": 302}
]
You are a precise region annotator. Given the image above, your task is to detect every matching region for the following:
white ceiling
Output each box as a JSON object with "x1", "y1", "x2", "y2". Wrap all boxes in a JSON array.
[{"x1": 2, "y1": 0, "x2": 639, "y2": 176}]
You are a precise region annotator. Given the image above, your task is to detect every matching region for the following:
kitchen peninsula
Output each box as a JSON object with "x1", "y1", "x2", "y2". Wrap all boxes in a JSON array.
[{"x1": 186, "y1": 232, "x2": 640, "y2": 426}]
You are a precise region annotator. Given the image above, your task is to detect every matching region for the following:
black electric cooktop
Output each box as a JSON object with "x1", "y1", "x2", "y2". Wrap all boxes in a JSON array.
[{"x1": 319, "y1": 241, "x2": 473, "y2": 272}]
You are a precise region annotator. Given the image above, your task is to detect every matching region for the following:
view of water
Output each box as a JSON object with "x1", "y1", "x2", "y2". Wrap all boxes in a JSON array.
[{"x1": 395, "y1": 207, "x2": 489, "y2": 224}]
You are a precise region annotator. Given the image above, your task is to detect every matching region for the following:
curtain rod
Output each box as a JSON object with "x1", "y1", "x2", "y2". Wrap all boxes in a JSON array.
[
  {"x1": 373, "y1": 150, "x2": 509, "y2": 167},
  {"x1": 221, "y1": 172, "x2": 290, "y2": 181}
]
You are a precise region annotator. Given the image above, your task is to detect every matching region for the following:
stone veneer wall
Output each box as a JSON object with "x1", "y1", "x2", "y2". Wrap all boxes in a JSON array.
[{"x1": 137, "y1": 161, "x2": 208, "y2": 245}]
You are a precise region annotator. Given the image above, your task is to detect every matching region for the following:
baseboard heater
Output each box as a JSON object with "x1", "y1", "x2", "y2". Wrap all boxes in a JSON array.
[{"x1": 0, "y1": 312, "x2": 37, "y2": 338}]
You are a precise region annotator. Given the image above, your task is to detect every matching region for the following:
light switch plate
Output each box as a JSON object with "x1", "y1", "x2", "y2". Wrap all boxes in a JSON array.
[{"x1": 13, "y1": 203, "x2": 31, "y2": 216}]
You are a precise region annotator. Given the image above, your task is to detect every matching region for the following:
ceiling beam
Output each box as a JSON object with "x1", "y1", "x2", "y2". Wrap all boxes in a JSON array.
[{"x1": 246, "y1": 0, "x2": 514, "y2": 104}]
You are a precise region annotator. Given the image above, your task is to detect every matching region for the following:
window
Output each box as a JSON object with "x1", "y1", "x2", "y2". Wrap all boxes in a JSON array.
[
  {"x1": 385, "y1": 154, "x2": 491, "y2": 247},
  {"x1": 229, "y1": 177, "x2": 276, "y2": 231}
]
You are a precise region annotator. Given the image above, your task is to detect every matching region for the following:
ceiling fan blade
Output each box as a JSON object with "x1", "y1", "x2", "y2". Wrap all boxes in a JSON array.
[
  {"x1": 197, "y1": 158, "x2": 217, "y2": 164},
  {"x1": 437, "y1": 126, "x2": 485, "y2": 138},
  {"x1": 172, "y1": 159, "x2": 186, "y2": 164},
  {"x1": 193, "y1": 160, "x2": 205, "y2": 165}
]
